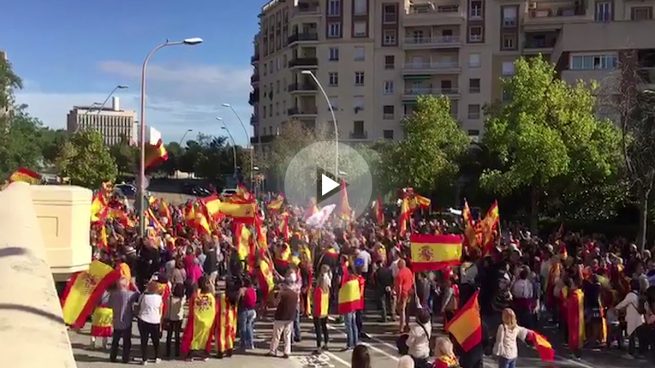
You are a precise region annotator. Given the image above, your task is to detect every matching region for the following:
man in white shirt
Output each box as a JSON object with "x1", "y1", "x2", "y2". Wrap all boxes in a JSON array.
[{"x1": 356, "y1": 247, "x2": 372, "y2": 280}]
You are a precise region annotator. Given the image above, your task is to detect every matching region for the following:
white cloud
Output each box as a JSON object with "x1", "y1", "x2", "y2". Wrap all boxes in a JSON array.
[{"x1": 15, "y1": 60, "x2": 254, "y2": 145}]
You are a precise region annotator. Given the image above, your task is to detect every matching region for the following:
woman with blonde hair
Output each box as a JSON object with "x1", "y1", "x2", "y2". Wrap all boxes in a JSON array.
[
  {"x1": 492, "y1": 308, "x2": 530, "y2": 368},
  {"x1": 432, "y1": 337, "x2": 459, "y2": 368},
  {"x1": 313, "y1": 264, "x2": 332, "y2": 353}
]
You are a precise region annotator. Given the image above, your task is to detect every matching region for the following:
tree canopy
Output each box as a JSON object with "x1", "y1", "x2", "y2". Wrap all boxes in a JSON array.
[{"x1": 56, "y1": 130, "x2": 118, "y2": 188}]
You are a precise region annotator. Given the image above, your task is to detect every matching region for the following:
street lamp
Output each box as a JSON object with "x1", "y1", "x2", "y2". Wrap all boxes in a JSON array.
[
  {"x1": 221, "y1": 103, "x2": 254, "y2": 187},
  {"x1": 301, "y1": 70, "x2": 339, "y2": 176},
  {"x1": 217, "y1": 117, "x2": 237, "y2": 176},
  {"x1": 138, "y1": 37, "x2": 203, "y2": 237},
  {"x1": 179, "y1": 129, "x2": 193, "y2": 146},
  {"x1": 83, "y1": 85, "x2": 128, "y2": 115}
]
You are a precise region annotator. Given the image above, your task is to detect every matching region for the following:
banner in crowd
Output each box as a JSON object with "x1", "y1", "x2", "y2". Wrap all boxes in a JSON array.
[
  {"x1": 445, "y1": 290, "x2": 482, "y2": 352},
  {"x1": 409, "y1": 234, "x2": 463, "y2": 271},
  {"x1": 215, "y1": 293, "x2": 237, "y2": 354},
  {"x1": 61, "y1": 260, "x2": 120, "y2": 328},
  {"x1": 181, "y1": 292, "x2": 216, "y2": 354},
  {"x1": 337, "y1": 277, "x2": 361, "y2": 314}
]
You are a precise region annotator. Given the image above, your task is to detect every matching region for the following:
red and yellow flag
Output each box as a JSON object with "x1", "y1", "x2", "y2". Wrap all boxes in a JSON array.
[
  {"x1": 313, "y1": 287, "x2": 330, "y2": 318},
  {"x1": 146, "y1": 208, "x2": 166, "y2": 233},
  {"x1": 337, "y1": 276, "x2": 361, "y2": 314},
  {"x1": 234, "y1": 222, "x2": 252, "y2": 263},
  {"x1": 529, "y1": 331, "x2": 555, "y2": 362},
  {"x1": 409, "y1": 234, "x2": 462, "y2": 272},
  {"x1": 462, "y1": 200, "x2": 478, "y2": 250},
  {"x1": 337, "y1": 179, "x2": 352, "y2": 221},
  {"x1": 61, "y1": 260, "x2": 120, "y2": 328},
  {"x1": 195, "y1": 211, "x2": 212, "y2": 236},
  {"x1": 90, "y1": 193, "x2": 108, "y2": 223},
  {"x1": 374, "y1": 196, "x2": 385, "y2": 225},
  {"x1": 266, "y1": 194, "x2": 285, "y2": 212},
  {"x1": 256, "y1": 257, "x2": 275, "y2": 301},
  {"x1": 219, "y1": 202, "x2": 256, "y2": 224},
  {"x1": 8, "y1": 167, "x2": 41, "y2": 184},
  {"x1": 277, "y1": 212, "x2": 290, "y2": 241},
  {"x1": 477, "y1": 201, "x2": 500, "y2": 255},
  {"x1": 254, "y1": 215, "x2": 268, "y2": 250},
  {"x1": 181, "y1": 292, "x2": 216, "y2": 354},
  {"x1": 215, "y1": 293, "x2": 237, "y2": 354},
  {"x1": 445, "y1": 290, "x2": 482, "y2": 352},
  {"x1": 230, "y1": 184, "x2": 254, "y2": 204},
  {"x1": 409, "y1": 194, "x2": 431, "y2": 210},
  {"x1": 398, "y1": 197, "x2": 410, "y2": 236},
  {"x1": 201, "y1": 194, "x2": 223, "y2": 220},
  {"x1": 567, "y1": 288, "x2": 585, "y2": 350},
  {"x1": 145, "y1": 139, "x2": 168, "y2": 169}
]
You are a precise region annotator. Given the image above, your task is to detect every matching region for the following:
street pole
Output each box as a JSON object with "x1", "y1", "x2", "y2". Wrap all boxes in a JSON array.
[
  {"x1": 222, "y1": 103, "x2": 254, "y2": 190},
  {"x1": 179, "y1": 128, "x2": 193, "y2": 146},
  {"x1": 95, "y1": 85, "x2": 128, "y2": 114},
  {"x1": 221, "y1": 127, "x2": 238, "y2": 177},
  {"x1": 138, "y1": 38, "x2": 202, "y2": 237},
  {"x1": 302, "y1": 70, "x2": 339, "y2": 176}
]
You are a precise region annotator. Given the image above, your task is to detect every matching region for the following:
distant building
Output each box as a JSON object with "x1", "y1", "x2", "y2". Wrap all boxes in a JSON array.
[
  {"x1": 66, "y1": 96, "x2": 136, "y2": 146},
  {"x1": 1, "y1": 50, "x2": 11, "y2": 119}
]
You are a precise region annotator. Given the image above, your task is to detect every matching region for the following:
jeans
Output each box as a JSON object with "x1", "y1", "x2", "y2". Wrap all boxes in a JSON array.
[
  {"x1": 239, "y1": 309, "x2": 257, "y2": 349},
  {"x1": 293, "y1": 309, "x2": 301, "y2": 341},
  {"x1": 378, "y1": 289, "x2": 393, "y2": 321},
  {"x1": 109, "y1": 328, "x2": 132, "y2": 363},
  {"x1": 344, "y1": 312, "x2": 359, "y2": 348},
  {"x1": 313, "y1": 317, "x2": 329, "y2": 348},
  {"x1": 165, "y1": 320, "x2": 182, "y2": 358},
  {"x1": 138, "y1": 319, "x2": 161, "y2": 362},
  {"x1": 356, "y1": 310, "x2": 364, "y2": 336},
  {"x1": 498, "y1": 357, "x2": 516, "y2": 368}
]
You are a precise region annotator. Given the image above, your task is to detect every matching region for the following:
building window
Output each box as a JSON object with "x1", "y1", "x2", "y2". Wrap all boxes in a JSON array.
[
  {"x1": 329, "y1": 47, "x2": 340, "y2": 61},
  {"x1": 502, "y1": 61, "x2": 515, "y2": 76},
  {"x1": 468, "y1": 26, "x2": 483, "y2": 42},
  {"x1": 631, "y1": 6, "x2": 653, "y2": 20},
  {"x1": 383, "y1": 105, "x2": 395, "y2": 119},
  {"x1": 328, "y1": 22, "x2": 342, "y2": 38},
  {"x1": 329, "y1": 72, "x2": 339, "y2": 86},
  {"x1": 328, "y1": 96, "x2": 339, "y2": 110},
  {"x1": 353, "y1": 121, "x2": 365, "y2": 137},
  {"x1": 468, "y1": 104, "x2": 481, "y2": 119},
  {"x1": 328, "y1": 0, "x2": 341, "y2": 16},
  {"x1": 383, "y1": 4, "x2": 397, "y2": 23},
  {"x1": 354, "y1": 0, "x2": 368, "y2": 15},
  {"x1": 355, "y1": 72, "x2": 365, "y2": 86},
  {"x1": 263, "y1": 106, "x2": 267, "y2": 117},
  {"x1": 502, "y1": 6, "x2": 518, "y2": 27},
  {"x1": 276, "y1": 80, "x2": 280, "y2": 93},
  {"x1": 469, "y1": 78, "x2": 481, "y2": 93},
  {"x1": 276, "y1": 102, "x2": 279, "y2": 116},
  {"x1": 595, "y1": 1, "x2": 612, "y2": 22},
  {"x1": 441, "y1": 80, "x2": 453, "y2": 93},
  {"x1": 385, "y1": 55, "x2": 395, "y2": 69},
  {"x1": 502, "y1": 33, "x2": 516, "y2": 50},
  {"x1": 470, "y1": 0, "x2": 482, "y2": 18},
  {"x1": 354, "y1": 46, "x2": 365, "y2": 61},
  {"x1": 383, "y1": 29, "x2": 397, "y2": 46},
  {"x1": 383, "y1": 129, "x2": 394, "y2": 140},
  {"x1": 269, "y1": 104, "x2": 273, "y2": 117},
  {"x1": 468, "y1": 53, "x2": 481, "y2": 68},
  {"x1": 354, "y1": 96, "x2": 364, "y2": 112},
  {"x1": 468, "y1": 129, "x2": 480, "y2": 142},
  {"x1": 384, "y1": 80, "x2": 394, "y2": 94},
  {"x1": 570, "y1": 54, "x2": 618, "y2": 70},
  {"x1": 353, "y1": 21, "x2": 367, "y2": 37}
]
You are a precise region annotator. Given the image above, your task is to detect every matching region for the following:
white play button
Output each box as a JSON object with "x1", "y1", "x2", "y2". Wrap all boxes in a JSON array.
[{"x1": 321, "y1": 173, "x2": 340, "y2": 197}]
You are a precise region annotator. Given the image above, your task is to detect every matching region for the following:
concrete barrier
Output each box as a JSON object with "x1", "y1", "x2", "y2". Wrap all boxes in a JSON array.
[{"x1": 0, "y1": 182, "x2": 77, "y2": 367}]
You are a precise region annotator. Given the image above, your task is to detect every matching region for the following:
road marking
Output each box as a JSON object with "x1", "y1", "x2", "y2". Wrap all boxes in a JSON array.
[
  {"x1": 326, "y1": 324, "x2": 400, "y2": 362},
  {"x1": 324, "y1": 351, "x2": 351, "y2": 367}
]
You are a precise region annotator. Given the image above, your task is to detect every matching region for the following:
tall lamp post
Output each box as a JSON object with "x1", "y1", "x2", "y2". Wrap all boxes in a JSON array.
[
  {"x1": 217, "y1": 117, "x2": 238, "y2": 177},
  {"x1": 83, "y1": 85, "x2": 128, "y2": 116},
  {"x1": 138, "y1": 37, "x2": 203, "y2": 237},
  {"x1": 221, "y1": 103, "x2": 253, "y2": 187},
  {"x1": 179, "y1": 128, "x2": 193, "y2": 146},
  {"x1": 301, "y1": 70, "x2": 339, "y2": 176}
]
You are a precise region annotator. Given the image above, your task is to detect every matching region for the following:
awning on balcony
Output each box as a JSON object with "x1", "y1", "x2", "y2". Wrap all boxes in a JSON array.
[{"x1": 403, "y1": 75, "x2": 431, "y2": 80}]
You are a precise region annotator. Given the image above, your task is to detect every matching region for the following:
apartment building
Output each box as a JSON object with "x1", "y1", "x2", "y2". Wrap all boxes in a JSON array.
[
  {"x1": 66, "y1": 97, "x2": 136, "y2": 146},
  {"x1": 1, "y1": 50, "x2": 11, "y2": 120},
  {"x1": 250, "y1": 0, "x2": 655, "y2": 152}
]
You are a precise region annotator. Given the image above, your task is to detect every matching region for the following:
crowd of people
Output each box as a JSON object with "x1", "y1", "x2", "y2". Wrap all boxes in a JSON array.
[{"x1": 83, "y1": 186, "x2": 655, "y2": 368}]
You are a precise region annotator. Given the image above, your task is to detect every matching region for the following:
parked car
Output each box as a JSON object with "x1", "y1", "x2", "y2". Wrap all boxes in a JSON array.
[
  {"x1": 220, "y1": 188, "x2": 237, "y2": 198},
  {"x1": 182, "y1": 183, "x2": 212, "y2": 197},
  {"x1": 114, "y1": 183, "x2": 137, "y2": 198}
]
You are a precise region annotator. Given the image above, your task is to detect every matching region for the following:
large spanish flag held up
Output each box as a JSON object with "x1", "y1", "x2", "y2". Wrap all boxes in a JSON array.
[
  {"x1": 528, "y1": 331, "x2": 555, "y2": 362},
  {"x1": 567, "y1": 288, "x2": 585, "y2": 351},
  {"x1": 462, "y1": 200, "x2": 478, "y2": 250},
  {"x1": 215, "y1": 292, "x2": 237, "y2": 354},
  {"x1": 234, "y1": 222, "x2": 252, "y2": 265},
  {"x1": 181, "y1": 292, "x2": 216, "y2": 355},
  {"x1": 266, "y1": 194, "x2": 285, "y2": 212},
  {"x1": 478, "y1": 200, "x2": 500, "y2": 255},
  {"x1": 201, "y1": 194, "x2": 223, "y2": 220},
  {"x1": 8, "y1": 167, "x2": 41, "y2": 184},
  {"x1": 219, "y1": 202, "x2": 256, "y2": 224},
  {"x1": 61, "y1": 260, "x2": 120, "y2": 328},
  {"x1": 409, "y1": 194, "x2": 431, "y2": 210},
  {"x1": 445, "y1": 290, "x2": 482, "y2": 352},
  {"x1": 144, "y1": 126, "x2": 169, "y2": 169},
  {"x1": 409, "y1": 234, "x2": 463, "y2": 272},
  {"x1": 337, "y1": 276, "x2": 361, "y2": 314},
  {"x1": 398, "y1": 197, "x2": 411, "y2": 236},
  {"x1": 256, "y1": 257, "x2": 275, "y2": 302}
]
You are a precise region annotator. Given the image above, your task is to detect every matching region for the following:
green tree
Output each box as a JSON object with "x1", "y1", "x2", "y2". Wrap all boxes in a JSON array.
[
  {"x1": 40, "y1": 128, "x2": 69, "y2": 165},
  {"x1": 160, "y1": 141, "x2": 184, "y2": 176},
  {"x1": 0, "y1": 108, "x2": 45, "y2": 177},
  {"x1": 56, "y1": 130, "x2": 117, "y2": 188},
  {"x1": 0, "y1": 57, "x2": 22, "y2": 109},
  {"x1": 379, "y1": 95, "x2": 469, "y2": 194},
  {"x1": 481, "y1": 57, "x2": 622, "y2": 230},
  {"x1": 109, "y1": 137, "x2": 138, "y2": 175}
]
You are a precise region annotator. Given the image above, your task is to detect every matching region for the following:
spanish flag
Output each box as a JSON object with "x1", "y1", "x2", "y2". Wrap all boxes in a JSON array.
[
  {"x1": 201, "y1": 194, "x2": 223, "y2": 220},
  {"x1": 528, "y1": 331, "x2": 555, "y2": 362},
  {"x1": 374, "y1": 196, "x2": 385, "y2": 225},
  {"x1": 267, "y1": 194, "x2": 285, "y2": 212},
  {"x1": 254, "y1": 215, "x2": 268, "y2": 250},
  {"x1": 337, "y1": 179, "x2": 352, "y2": 221},
  {"x1": 90, "y1": 193, "x2": 108, "y2": 223},
  {"x1": 159, "y1": 199, "x2": 173, "y2": 225},
  {"x1": 409, "y1": 234, "x2": 462, "y2": 272},
  {"x1": 230, "y1": 183, "x2": 254, "y2": 204},
  {"x1": 462, "y1": 200, "x2": 478, "y2": 250},
  {"x1": 61, "y1": 260, "x2": 120, "y2": 328},
  {"x1": 195, "y1": 211, "x2": 212, "y2": 236},
  {"x1": 146, "y1": 208, "x2": 166, "y2": 233},
  {"x1": 477, "y1": 201, "x2": 500, "y2": 255},
  {"x1": 8, "y1": 167, "x2": 41, "y2": 184},
  {"x1": 445, "y1": 290, "x2": 482, "y2": 352},
  {"x1": 108, "y1": 207, "x2": 134, "y2": 228},
  {"x1": 256, "y1": 257, "x2": 275, "y2": 302},
  {"x1": 144, "y1": 127, "x2": 168, "y2": 169},
  {"x1": 409, "y1": 194, "x2": 431, "y2": 210},
  {"x1": 313, "y1": 287, "x2": 330, "y2": 318},
  {"x1": 234, "y1": 222, "x2": 252, "y2": 264},
  {"x1": 181, "y1": 292, "x2": 216, "y2": 354},
  {"x1": 567, "y1": 288, "x2": 585, "y2": 351},
  {"x1": 97, "y1": 224, "x2": 108, "y2": 250},
  {"x1": 215, "y1": 293, "x2": 237, "y2": 354},
  {"x1": 398, "y1": 197, "x2": 410, "y2": 236},
  {"x1": 219, "y1": 202, "x2": 256, "y2": 224},
  {"x1": 337, "y1": 276, "x2": 361, "y2": 314},
  {"x1": 277, "y1": 212, "x2": 290, "y2": 241}
]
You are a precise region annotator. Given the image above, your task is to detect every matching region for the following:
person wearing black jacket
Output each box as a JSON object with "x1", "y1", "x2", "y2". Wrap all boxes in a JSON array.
[
  {"x1": 374, "y1": 259, "x2": 395, "y2": 322},
  {"x1": 203, "y1": 244, "x2": 219, "y2": 288}
]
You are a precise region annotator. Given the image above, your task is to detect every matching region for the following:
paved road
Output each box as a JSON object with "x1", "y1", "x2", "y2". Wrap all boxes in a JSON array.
[{"x1": 70, "y1": 307, "x2": 642, "y2": 368}]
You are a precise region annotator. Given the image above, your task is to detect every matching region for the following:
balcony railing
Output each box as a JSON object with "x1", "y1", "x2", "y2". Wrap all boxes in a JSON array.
[
  {"x1": 288, "y1": 106, "x2": 318, "y2": 115},
  {"x1": 524, "y1": 39, "x2": 557, "y2": 49},
  {"x1": 251, "y1": 134, "x2": 276, "y2": 144},
  {"x1": 287, "y1": 32, "x2": 319, "y2": 44},
  {"x1": 404, "y1": 87, "x2": 459, "y2": 95},
  {"x1": 408, "y1": 5, "x2": 460, "y2": 15},
  {"x1": 250, "y1": 74, "x2": 260, "y2": 83},
  {"x1": 248, "y1": 92, "x2": 259, "y2": 105},
  {"x1": 383, "y1": 12, "x2": 397, "y2": 23},
  {"x1": 251, "y1": 54, "x2": 260, "y2": 63},
  {"x1": 404, "y1": 61, "x2": 459, "y2": 70},
  {"x1": 289, "y1": 57, "x2": 318, "y2": 68},
  {"x1": 293, "y1": 4, "x2": 321, "y2": 16},
  {"x1": 349, "y1": 131, "x2": 368, "y2": 139},
  {"x1": 250, "y1": 114, "x2": 258, "y2": 125},
  {"x1": 404, "y1": 36, "x2": 460, "y2": 46},
  {"x1": 288, "y1": 83, "x2": 318, "y2": 92}
]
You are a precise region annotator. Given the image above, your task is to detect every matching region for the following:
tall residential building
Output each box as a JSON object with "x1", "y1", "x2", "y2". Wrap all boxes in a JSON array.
[
  {"x1": 250, "y1": 0, "x2": 655, "y2": 153},
  {"x1": 1, "y1": 50, "x2": 11, "y2": 119},
  {"x1": 66, "y1": 97, "x2": 136, "y2": 146}
]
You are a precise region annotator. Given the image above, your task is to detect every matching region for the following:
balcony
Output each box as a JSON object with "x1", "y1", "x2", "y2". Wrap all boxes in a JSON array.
[
  {"x1": 523, "y1": 7, "x2": 591, "y2": 30},
  {"x1": 383, "y1": 12, "x2": 398, "y2": 24},
  {"x1": 251, "y1": 134, "x2": 276, "y2": 144},
  {"x1": 288, "y1": 82, "x2": 318, "y2": 93},
  {"x1": 404, "y1": 5, "x2": 465, "y2": 26},
  {"x1": 287, "y1": 32, "x2": 319, "y2": 44},
  {"x1": 250, "y1": 114, "x2": 258, "y2": 126},
  {"x1": 349, "y1": 131, "x2": 368, "y2": 140},
  {"x1": 523, "y1": 32, "x2": 559, "y2": 54},
  {"x1": 251, "y1": 54, "x2": 260, "y2": 64},
  {"x1": 288, "y1": 106, "x2": 318, "y2": 117},
  {"x1": 292, "y1": 4, "x2": 321, "y2": 17},
  {"x1": 248, "y1": 91, "x2": 259, "y2": 105},
  {"x1": 289, "y1": 57, "x2": 318, "y2": 68},
  {"x1": 250, "y1": 74, "x2": 260, "y2": 84},
  {"x1": 404, "y1": 36, "x2": 461, "y2": 49},
  {"x1": 403, "y1": 61, "x2": 460, "y2": 75},
  {"x1": 402, "y1": 87, "x2": 460, "y2": 100}
]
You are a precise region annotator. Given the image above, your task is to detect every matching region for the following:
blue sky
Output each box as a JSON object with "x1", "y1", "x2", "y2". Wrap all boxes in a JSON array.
[{"x1": 1, "y1": 0, "x2": 262, "y2": 145}]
